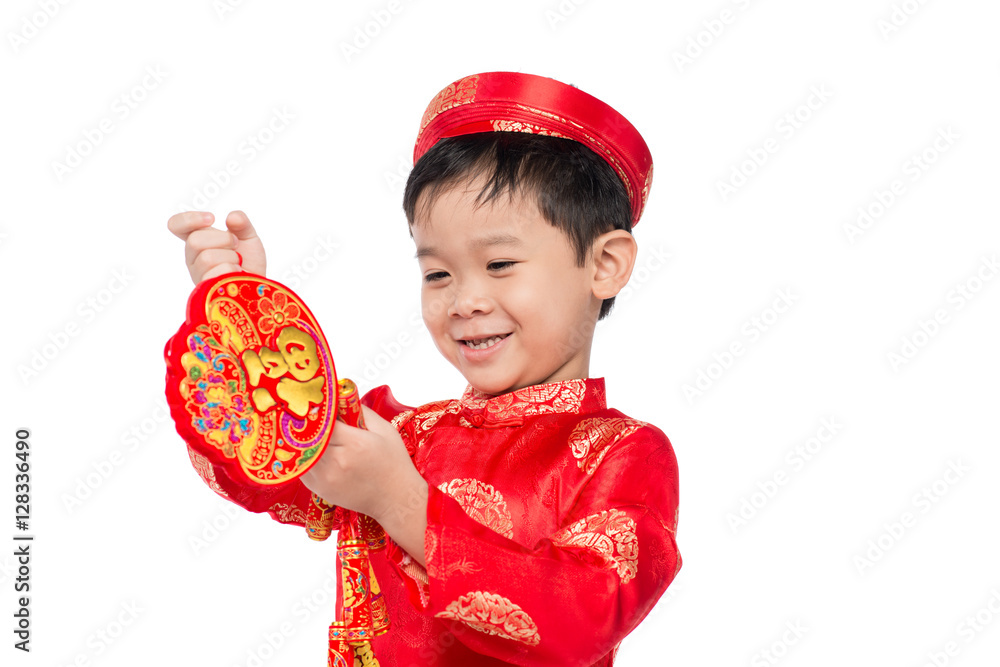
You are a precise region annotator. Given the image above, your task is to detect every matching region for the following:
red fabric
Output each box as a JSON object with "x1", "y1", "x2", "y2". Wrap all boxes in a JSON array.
[
  {"x1": 188, "y1": 377, "x2": 681, "y2": 665},
  {"x1": 413, "y1": 72, "x2": 654, "y2": 227}
]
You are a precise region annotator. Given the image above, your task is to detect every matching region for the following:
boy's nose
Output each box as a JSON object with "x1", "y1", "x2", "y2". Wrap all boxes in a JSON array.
[{"x1": 447, "y1": 282, "x2": 493, "y2": 318}]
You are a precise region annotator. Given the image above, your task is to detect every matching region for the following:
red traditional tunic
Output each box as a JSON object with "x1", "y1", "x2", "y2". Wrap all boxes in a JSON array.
[{"x1": 187, "y1": 377, "x2": 681, "y2": 666}]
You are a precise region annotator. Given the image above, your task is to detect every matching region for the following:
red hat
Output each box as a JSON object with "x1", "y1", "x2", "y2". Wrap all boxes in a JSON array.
[{"x1": 413, "y1": 71, "x2": 653, "y2": 227}]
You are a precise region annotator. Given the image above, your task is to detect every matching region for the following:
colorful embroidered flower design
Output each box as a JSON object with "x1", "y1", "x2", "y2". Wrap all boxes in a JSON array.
[
  {"x1": 182, "y1": 337, "x2": 254, "y2": 458},
  {"x1": 257, "y1": 290, "x2": 301, "y2": 335},
  {"x1": 190, "y1": 369, "x2": 252, "y2": 457}
]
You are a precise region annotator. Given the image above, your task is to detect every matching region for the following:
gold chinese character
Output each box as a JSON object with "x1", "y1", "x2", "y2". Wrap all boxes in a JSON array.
[{"x1": 241, "y1": 325, "x2": 325, "y2": 418}]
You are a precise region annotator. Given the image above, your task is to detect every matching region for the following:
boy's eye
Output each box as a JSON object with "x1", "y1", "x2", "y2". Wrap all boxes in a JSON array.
[
  {"x1": 487, "y1": 261, "x2": 516, "y2": 272},
  {"x1": 424, "y1": 271, "x2": 449, "y2": 283}
]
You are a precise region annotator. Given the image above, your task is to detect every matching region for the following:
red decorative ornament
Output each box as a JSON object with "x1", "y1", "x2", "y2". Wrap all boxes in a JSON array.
[
  {"x1": 164, "y1": 273, "x2": 337, "y2": 487},
  {"x1": 164, "y1": 272, "x2": 386, "y2": 666}
]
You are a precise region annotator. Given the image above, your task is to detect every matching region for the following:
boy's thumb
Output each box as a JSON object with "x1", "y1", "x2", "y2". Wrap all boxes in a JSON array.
[{"x1": 226, "y1": 210, "x2": 258, "y2": 239}]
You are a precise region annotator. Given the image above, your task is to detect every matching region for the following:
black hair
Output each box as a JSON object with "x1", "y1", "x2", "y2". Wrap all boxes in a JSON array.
[{"x1": 402, "y1": 132, "x2": 632, "y2": 320}]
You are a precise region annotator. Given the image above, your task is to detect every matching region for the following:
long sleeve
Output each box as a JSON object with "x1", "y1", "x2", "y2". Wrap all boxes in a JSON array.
[
  {"x1": 420, "y1": 424, "x2": 681, "y2": 666},
  {"x1": 185, "y1": 443, "x2": 317, "y2": 526},
  {"x1": 184, "y1": 384, "x2": 415, "y2": 530}
]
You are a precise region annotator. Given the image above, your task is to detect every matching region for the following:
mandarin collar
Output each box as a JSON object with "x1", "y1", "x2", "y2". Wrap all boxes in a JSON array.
[{"x1": 457, "y1": 377, "x2": 607, "y2": 427}]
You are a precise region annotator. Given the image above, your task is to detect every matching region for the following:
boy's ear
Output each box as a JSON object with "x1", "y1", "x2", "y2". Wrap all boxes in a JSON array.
[{"x1": 590, "y1": 230, "x2": 638, "y2": 300}]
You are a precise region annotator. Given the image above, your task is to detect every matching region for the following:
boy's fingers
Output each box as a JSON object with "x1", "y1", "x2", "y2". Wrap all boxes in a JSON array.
[
  {"x1": 184, "y1": 227, "x2": 238, "y2": 267},
  {"x1": 328, "y1": 418, "x2": 362, "y2": 446},
  {"x1": 224, "y1": 210, "x2": 267, "y2": 277},
  {"x1": 190, "y1": 248, "x2": 242, "y2": 280},
  {"x1": 200, "y1": 261, "x2": 244, "y2": 283},
  {"x1": 226, "y1": 210, "x2": 259, "y2": 240},
  {"x1": 359, "y1": 405, "x2": 391, "y2": 431},
  {"x1": 167, "y1": 211, "x2": 214, "y2": 240}
]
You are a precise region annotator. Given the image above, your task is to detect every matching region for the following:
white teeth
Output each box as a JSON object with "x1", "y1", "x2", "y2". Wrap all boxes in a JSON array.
[{"x1": 465, "y1": 335, "x2": 506, "y2": 350}]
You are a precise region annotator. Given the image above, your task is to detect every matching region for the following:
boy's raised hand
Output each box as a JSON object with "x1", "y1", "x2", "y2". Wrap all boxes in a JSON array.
[
  {"x1": 300, "y1": 405, "x2": 429, "y2": 565},
  {"x1": 167, "y1": 210, "x2": 266, "y2": 285}
]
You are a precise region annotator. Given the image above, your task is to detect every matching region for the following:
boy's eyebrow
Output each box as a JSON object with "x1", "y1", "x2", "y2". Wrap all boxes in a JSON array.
[{"x1": 414, "y1": 233, "x2": 523, "y2": 259}]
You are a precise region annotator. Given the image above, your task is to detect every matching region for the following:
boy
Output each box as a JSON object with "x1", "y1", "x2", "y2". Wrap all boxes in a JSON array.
[{"x1": 167, "y1": 71, "x2": 680, "y2": 666}]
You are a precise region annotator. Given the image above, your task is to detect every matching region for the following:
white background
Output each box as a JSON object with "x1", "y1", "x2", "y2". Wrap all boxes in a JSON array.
[{"x1": 2, "y1": 0, "x2": 999, "y2": 665}]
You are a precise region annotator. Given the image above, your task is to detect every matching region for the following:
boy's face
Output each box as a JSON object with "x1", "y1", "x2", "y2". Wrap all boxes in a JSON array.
[{"x1": 412, "y1": 179, "x2": 602, "y2": 395}]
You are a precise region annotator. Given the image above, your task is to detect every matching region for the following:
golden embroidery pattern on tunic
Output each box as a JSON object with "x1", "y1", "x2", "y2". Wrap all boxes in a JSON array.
[
  {"x1": 425, "y1": 531, "x2": 441, "y2": 580},
  {"x1": 512, "y1": 380, "x2": 586, "y2": 414},
  {"x1": 439, "y1": 557, "x2": 483, "y2": 579},
  {"x1": 438, "y1": 478, "x2": 514, "y2": 538},
  {"x1": 460, "y1": 379, "x2": 588, "y2": 422},
  {"x1": 267, "y1": 502, "x2": 307, "y2": 524},
  {"x1": 187, "y1": 446, "x2": 228, "y2": 498},
  {"x1": 552, "y1": 509, "x2": 638, "y2": 583},
  {"x1": 411, "y1": 401, "x2": 461, "y2": 435},
  {"x1": 568, "y1": 417, "x2": 646, "y2": 474},
  {"x1": 390, "y1": 408, "x2": 415, "y2": 431},
  {"x1": 436, "y1": 591, "x2": 541, "y2": 646},
  {"x1": 399, "y1": 552, "x2": 430, "y2": 585}
]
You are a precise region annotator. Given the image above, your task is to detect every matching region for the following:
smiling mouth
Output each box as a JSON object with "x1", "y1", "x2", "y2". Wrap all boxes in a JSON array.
[{"x1": 462, "y1": 334, "x2": 510, "y2": 350}]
